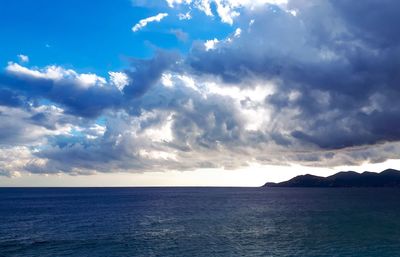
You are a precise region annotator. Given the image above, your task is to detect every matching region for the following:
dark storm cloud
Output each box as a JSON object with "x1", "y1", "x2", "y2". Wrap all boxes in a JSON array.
[
  {"x1": 330, "y1": 0, "x2": 400, "y2": 47},
  {"x1": 186, "y1": 0, "x2": 400, "y2": 150}
]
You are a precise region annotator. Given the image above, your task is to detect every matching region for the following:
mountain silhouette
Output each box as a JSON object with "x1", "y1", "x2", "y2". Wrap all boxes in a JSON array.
[{"x1": 263, "y1": 169, "x2": 400, "y2": 187}]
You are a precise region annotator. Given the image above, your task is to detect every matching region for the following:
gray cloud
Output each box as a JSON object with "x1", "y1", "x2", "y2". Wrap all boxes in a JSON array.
[
  {"x1": 123, "y1": 51, "x2": 180, "y2": 100},
  {"x1": 187, "y1": 0, "x2": 400, "y2": 150},
  {"x1": 0, "y1": 71, "x2": 121, "y2": 118},
  {"x1": 170, "y1": 29, "x2": 189, "y2": 42}
]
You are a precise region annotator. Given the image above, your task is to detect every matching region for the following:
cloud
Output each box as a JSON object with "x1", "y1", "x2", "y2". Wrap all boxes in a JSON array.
[
  {"x1": 0, "y1": 88, "x2": 24, "y2": 108},
  {"x1": 1, "y1": 0, "x2": 400, "y2": 176},
  {"x1": 17, "y1": 54, "x2": 29, "y2": 63},
  {"x1": 0, "y1": 50, "x2": 179, "y2": 118},
  {"x1": 6, "y1": 62, "x2": 107, "y2": 86},
  {"x1": 0, "y1": 147, "x2": 34, "y2": 177},
  {"x1": 24, "y1": 74, "x2": 269, "y2": 175},
  {"x1": 204, "y1": 38, "x2": 219, "y2": 51},
  {"x1": 109, "y1": 71, "x2": 129, "y2": 91},
  {"x1": 123, "y1": 51, "x2": 180, "y2": 101},
  {"x1": 178, "y1": 11, "x2": 192, "y2": 20},
  {"x1": 2, "y1": 63, "x2": 122, "y2": 118},
  {"x1": 0, "y1": 104, "x2": 83, "y2": 145},
  {"x1": 170, "y1": 29, "x2": 189, "y2": 42},
  {"x1": 165, "y1": 0, "x2": 289, "y2": 24},
  {"x1": 132, "y1": 13, "x2": 169, "y2": 32},
  {"x1": 186, "y1": 0, "x2": 400, "y2": 152},
  {"x1": 166, "y1": 0, "x2": 192, "y2": 8}
]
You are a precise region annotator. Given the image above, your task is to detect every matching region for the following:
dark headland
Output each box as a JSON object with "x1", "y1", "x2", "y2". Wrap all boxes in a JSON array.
[{"x1": 263, "y1": 169, "x2": 400, "y2": 187}]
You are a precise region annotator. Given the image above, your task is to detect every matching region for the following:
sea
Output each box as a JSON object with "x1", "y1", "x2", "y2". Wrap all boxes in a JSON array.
[{"x1": 1, "y1": 187, "x2": 400, "y2": 257}]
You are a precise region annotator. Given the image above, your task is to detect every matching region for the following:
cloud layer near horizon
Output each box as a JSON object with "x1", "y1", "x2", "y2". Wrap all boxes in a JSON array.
[{"x1": 1, "y1": 0, "x2": 400, "y2": 177}]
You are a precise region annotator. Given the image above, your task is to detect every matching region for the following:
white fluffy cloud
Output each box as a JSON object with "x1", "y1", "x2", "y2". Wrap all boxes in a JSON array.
[
  {"x1": 17, "y1": 54, "x2": 29, "y2": 63},
  {"x1": 109, "y1": 71, "x2": 129, "y2": 91},
  {"x1": 204, "y1": 38, "x2": 219, "y2": 51},
  {"x1": 178, "y1": 11, "x2": 192, "y2": 20},
  {"x1": 166, "y1": 0, "x2": 192, "y2": 7},
  {"x1": 6, "y1": 62, "x2": 107, "y2": 87},
  {"x1": 166, "y1": 0, "x2": 289, "y2": 24},
  {"x1": 132, "y1": 13, "x2": 169, "y2": 32}
]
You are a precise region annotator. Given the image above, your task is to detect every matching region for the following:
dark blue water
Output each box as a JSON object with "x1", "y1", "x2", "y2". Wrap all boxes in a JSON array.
[{"x1": 1, "y1": 188, "x2": 400, "y2": 257}]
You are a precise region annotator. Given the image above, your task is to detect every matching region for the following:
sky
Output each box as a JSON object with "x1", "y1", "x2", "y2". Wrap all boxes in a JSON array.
[{"x1": 1, "y1": 0, "x2": 400, "y2": 186}]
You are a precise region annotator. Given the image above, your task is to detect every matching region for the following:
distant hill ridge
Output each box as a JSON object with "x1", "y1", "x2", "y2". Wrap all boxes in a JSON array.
[{"x1": 263, "y1": 169, "x2": 400, "y2": 187}]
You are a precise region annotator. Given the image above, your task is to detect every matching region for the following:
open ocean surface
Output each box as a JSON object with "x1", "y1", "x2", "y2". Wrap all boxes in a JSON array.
[{"x1": 1, "y1": 187, "x2": 400, "y2": 257}]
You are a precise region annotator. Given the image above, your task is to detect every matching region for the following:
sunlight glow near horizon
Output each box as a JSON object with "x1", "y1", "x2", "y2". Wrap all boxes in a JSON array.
[{"x1": 2, "y1": 160, "x2": 400, "y2": 187}]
